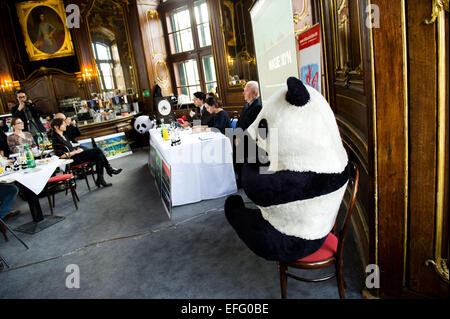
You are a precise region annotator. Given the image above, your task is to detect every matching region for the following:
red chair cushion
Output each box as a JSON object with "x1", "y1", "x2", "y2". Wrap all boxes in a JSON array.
[
  {"x1": 71, "y1": 162, "x2": 90, "y2": 169},
  {"x1": 48, "y1": 174, "x2": 73, "y2": 183},
  {"x1": 298, "y1": 232, "x2": 338, "y2": 262}
]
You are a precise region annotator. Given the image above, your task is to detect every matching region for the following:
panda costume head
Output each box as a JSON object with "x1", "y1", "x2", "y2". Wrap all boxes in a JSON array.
[
  {"x1": 134, "y1": 115, "x2": 153, "y2": 134},
  {"x1": 224, "y1": 77, "x2": 350, "y2": 262}
]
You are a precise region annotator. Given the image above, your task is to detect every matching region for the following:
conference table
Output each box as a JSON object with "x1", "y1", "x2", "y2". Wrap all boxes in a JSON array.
[
  {"x1": 149, "y1": 127, "x2": 237, "y2": 215},
  {"x1": 0, "y1": 157, "x2": 73, "y2": 233}
]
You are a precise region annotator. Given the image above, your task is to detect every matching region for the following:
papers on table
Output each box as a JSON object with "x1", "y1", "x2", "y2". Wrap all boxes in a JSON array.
[{"x1": 197, "y1": 132, "x2": 218, "y2": 141}]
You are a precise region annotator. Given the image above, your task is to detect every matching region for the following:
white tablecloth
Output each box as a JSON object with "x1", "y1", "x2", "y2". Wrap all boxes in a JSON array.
[
  {"x1": 0, "y1": 158, "x2": 70, "y2": 195},
  {"x1": 149, "y1": 128, "x2": 237, "y2": 206}
]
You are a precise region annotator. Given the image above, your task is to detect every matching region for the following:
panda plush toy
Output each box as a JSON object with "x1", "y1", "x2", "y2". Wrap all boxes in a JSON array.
[
  {"x1": 224, "y1": 77, "x2": 350, "y2": 262},
  {"x1": 134, "y1": 115, "x2": 153, "y2": 134}
]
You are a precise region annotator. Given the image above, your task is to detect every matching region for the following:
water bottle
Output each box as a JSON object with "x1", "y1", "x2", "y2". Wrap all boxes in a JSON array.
[
  {"x1": 42, "y1": 132, "x2": 50, "y2": 149},
  {"x1": 37, "y1": 133, "x2": 44, "y2": 151},
  {"x1": 25, "y1": 143, "x2": 36, "y2": 168}
]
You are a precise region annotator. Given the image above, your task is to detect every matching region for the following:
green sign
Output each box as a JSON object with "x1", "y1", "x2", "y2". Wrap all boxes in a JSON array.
[{"x1": 143, "y1": 90, "x2": 150, "y2": 97}]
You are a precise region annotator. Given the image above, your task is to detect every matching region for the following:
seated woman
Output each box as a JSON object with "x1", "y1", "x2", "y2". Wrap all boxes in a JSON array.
[
  {"x1": 50, "y1": 118, "x2": 122, "y2": 188},
  {"x1": 7, "y1": 117, "x2": 36, "y2": 153},
  {"x1": 205, "y1": 96, "x2": 231, "y2": 135}
]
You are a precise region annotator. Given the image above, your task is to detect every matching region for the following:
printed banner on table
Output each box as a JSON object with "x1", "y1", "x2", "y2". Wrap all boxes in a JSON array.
[
  {"x1": 94, "y1": 133, "x2": 132, "y2": 160},
  {"x1": 148, "y1": 144, "x2": 172, "y2": 219},
  {"x1": 298, "y1": 23, "x2": 322, "y2": 94},
  {"x1": 161, "y1": 159, "x2": 172, "y2": 219}
]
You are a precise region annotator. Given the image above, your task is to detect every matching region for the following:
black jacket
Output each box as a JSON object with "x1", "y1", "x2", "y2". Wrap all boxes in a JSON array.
[
  {"x1": 191, "y1": 105, "x2": 214, "y2": 126},
  {"x1": 236, "y1": 97, "x2": 262, "y2": 131},
  {"x1": 11, "y1": 102, "x2": 46, "y2": 133},
  {"x1": 65, "y1": 124, "x2": 81, "y2": 143},
  {"x1": 210, "y1": 110, "x2": 231, "y2": 135}
]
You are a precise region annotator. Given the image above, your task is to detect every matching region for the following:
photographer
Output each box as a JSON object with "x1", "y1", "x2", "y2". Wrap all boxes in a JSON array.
[{"x1": 12, "y1": 90, "x2": 46, "y2": 142}]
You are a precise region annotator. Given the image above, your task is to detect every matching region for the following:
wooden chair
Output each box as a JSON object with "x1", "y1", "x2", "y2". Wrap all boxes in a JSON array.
[
  {"x1": 44, "y1": 143, "x2": 80, "y2": 215},
  {"x1": 52, "y1": 143, "x2": 95, "y2": 191},
  {"x1": 278, "y1": 161, "x2": 359, "y2": 299},
  {"x1": 70, "y1": 162, "x2": 96, "y2": 191},
  {"x1": 45, "y1": 173, "x2": 79, "y2": 216}
]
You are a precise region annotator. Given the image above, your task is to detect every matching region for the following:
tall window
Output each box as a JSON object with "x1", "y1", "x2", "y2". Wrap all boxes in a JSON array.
[
  {"x1": 92, "y1": 42, "x2": 125, "y2": 92},
  {"x1": 161, "y1": 0, "x2": 217, "y2": 102}
]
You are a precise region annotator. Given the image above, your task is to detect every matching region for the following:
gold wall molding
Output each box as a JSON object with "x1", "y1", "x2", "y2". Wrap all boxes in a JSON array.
[
  {"x1": 294, "y1": 0, "x2": 310, "y2": 34},
  {"x1": 424, "y1": 0, "x2": 449, "y2": 284},
  {"x1": 319, "y1": 0, "x2": 330, "y2": 102},
  {"x1": 330, "y1": 0, "x2": 363, "y2": 82},
  {"x1": 367, "y1": 0, "x2": 379, "y2": 268},
  {"x1": 145, "y1": 9, "x2": 170, "y2": 89}
]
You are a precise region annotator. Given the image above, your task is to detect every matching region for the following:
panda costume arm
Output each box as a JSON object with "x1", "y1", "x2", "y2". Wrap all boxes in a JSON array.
[{"x1": 241, "y1": 162, "x2": 350, "y2": 207}]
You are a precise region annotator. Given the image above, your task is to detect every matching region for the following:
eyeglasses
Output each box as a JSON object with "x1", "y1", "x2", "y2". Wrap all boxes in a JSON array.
[{"x1": 15, "y1": 121, "x2": 24, "y2": 124}]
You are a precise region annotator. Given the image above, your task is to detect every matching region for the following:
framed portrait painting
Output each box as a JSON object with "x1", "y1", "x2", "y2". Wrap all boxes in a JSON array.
[{"x1": 16, "y1": 0, "x2": 74, "y2": 61}]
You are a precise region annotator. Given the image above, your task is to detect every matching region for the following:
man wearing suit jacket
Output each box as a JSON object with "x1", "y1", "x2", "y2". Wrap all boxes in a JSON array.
[
  {"x1": 234, "y1": 81, "x2": 262, "y2": 187},
  {"x1": 189, "y1": 91, "x2": 213, "y2": 126},
  {"x1": 11, "y1": 90, "x2": 46, "y2": 141}
]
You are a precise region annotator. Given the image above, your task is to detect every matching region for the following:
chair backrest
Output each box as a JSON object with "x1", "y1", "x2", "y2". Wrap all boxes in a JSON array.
[
  {"x1": 52, "y1": 143, "x2": 71, "y2": 159},
  {"x1": 335, "y1": 161, "x2": 359, "y2": 261}
]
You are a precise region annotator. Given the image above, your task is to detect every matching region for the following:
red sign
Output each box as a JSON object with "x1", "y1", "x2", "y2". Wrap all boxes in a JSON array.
[{"x1": 298, "y1": 24, "x2": 321, "y2": 51}]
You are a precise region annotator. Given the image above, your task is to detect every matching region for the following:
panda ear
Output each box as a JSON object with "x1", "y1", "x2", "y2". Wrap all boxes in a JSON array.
[{"x1": 285, "y1": 77, "x2": 310, "y2": 107}]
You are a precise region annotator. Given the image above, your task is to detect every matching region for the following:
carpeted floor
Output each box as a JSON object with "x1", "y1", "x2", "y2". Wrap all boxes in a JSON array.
[{"x1": 0, "y1": 148, "x2": 364, "y2": 298}]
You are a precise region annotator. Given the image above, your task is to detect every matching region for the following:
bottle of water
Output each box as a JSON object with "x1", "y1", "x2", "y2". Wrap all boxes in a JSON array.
[
  {"x1": 37, "y1": 132, "x2": 44, "y2": 151},
  {"x1": 25, "y1": 143, "x2": 36, "y2": 168},
  {"x1": 42, "y1": 132, "x2": 50, "y2": 149},
  {"x1": 161, "y1": 119, "x2": 165, "y2": 138}
]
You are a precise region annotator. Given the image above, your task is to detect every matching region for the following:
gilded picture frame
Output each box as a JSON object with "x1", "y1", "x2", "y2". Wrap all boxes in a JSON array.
[{"x1": 15, "y1": 0, "x2": 74, "y2": 61}]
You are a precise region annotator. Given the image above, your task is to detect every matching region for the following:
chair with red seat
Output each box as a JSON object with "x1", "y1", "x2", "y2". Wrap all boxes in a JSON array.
[
  {"x1": 45, "y1": 173, "x2": 79, "y2": 216},
  {"x1": 52, "y1": 142, "x2": 96, "y2": 192},
  {"x1": 278, "y1": 161, "x2": 359, "y2": 299},
  {"x1": 70, "y1": 161, "x2": 96, "y2": 191}
]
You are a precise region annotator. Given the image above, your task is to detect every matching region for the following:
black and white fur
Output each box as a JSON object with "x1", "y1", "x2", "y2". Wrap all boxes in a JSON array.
[
  {"x1": 134, "y1": 115, "x2": 153, "y2": 134},
  {"x1": 225, "y1": 77, "x2": 349, "y2": 262}
]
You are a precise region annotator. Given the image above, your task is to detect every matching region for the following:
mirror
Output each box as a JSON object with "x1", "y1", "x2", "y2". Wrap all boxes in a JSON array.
[
  {"x1": 87, "y1": 0, "x2": 137, "y2": 95},
  {"x1": 220, "y1": 0, "x2": 258, "y2": 87}
]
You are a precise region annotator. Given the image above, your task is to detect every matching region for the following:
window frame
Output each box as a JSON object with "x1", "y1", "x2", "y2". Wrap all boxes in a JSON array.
[
  {"x1": 92, "y1": 41, "x2": 118, "y2": 92},
  {"x1": 159, "y1": 0, "x2": 217, "y2": 101}
]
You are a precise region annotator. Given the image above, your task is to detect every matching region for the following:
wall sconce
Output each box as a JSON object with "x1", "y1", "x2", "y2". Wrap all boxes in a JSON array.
[
  {"x1": 82, "y1": 68, "x2": 94, "y2": 82},
  {"x1": 227, "y1": 55, "x2": 234, "y2": 65},
  {"x1": 0, "y1": 79, "x2": 14, "y2": 93}
]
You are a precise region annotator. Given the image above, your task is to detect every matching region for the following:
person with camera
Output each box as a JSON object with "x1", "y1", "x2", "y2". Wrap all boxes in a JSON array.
[{"x1": 12, "y1": 90, "x2": 46, "y2": 142}]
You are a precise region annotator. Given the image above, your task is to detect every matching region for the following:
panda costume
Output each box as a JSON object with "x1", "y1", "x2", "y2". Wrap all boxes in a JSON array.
[
  {"x1": 134, "y1": 115, "x2": 153, "y2": 134},
  {"x1": 224, "y1": 77, "x2": 350, "y2": 262}
]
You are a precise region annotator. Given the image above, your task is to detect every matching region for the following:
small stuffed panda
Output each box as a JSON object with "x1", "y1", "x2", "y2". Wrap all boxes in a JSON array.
[
  {"x1": 224, "y1": 77, "x2": 350, "y2": 262},
  {"x1": 134, "y1": 115, "x2": 153, "y2": 134}
]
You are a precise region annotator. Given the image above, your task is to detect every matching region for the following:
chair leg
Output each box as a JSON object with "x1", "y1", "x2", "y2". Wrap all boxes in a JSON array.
[
  {"x1": 69, "y1": 184, "x2": 79, "y2": 210},
  {"x1": 82, "y1": 167, "x2": 91, "y2": 192},
  {"x1": 336, "y1": 262, "x2": 346, "y2": 299},
  {"x1": 72, "y1": 181, "x2": 80, "y2": 202},
  {"x1": 47, "y1": 190, "x2": 54, "y2": 216},
  {"x1": 279, "y1": 262, "x2": 288, "y2": 299}
]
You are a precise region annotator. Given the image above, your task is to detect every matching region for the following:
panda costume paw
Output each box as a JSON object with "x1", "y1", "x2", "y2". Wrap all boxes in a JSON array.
[{"x1": 224, "y1": 77, "x2": 350, "y2": 262}]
